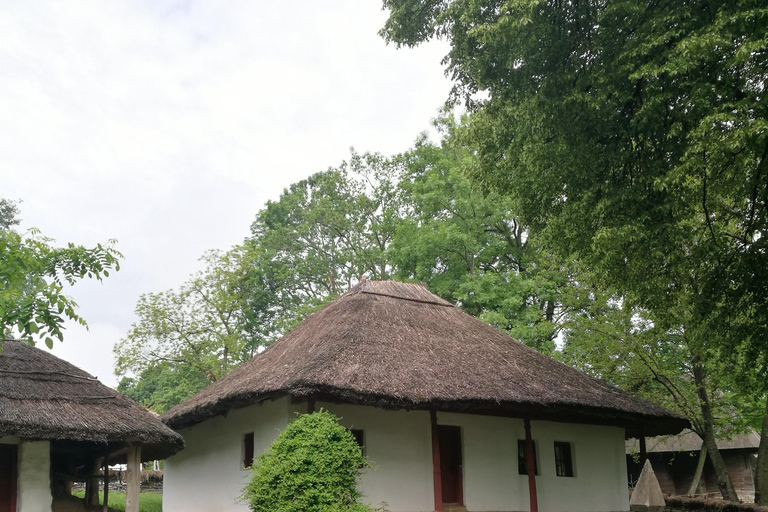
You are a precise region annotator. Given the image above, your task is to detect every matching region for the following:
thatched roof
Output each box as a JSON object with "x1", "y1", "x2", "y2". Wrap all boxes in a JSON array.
[
  {"x1": 627, "y1": 428, "x2": 761, "y2": 453},
  {"x1": 0, "y1": 340, "x2": 184, "y2": 461},
  {"x1": 162, "y1": 281, "x2": 688, "y2": 437}
]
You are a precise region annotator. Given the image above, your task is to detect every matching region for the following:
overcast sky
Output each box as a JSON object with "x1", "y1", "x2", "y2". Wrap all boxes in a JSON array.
[{"x1": 1, "y1": 1, "x2": 452, "y2": 387}]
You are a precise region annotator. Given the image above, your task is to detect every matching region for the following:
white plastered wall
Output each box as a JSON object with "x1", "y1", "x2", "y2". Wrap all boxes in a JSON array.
[
  {"x1": 298, "y1": 402, "x2": 434, "y2": 512},
  {"x1": 165, "y1": 399, "x2": 630, "y2": 512},
  {"x1": 163, "y1": 397, "x2": 291, "y2": 512},
  {"x1": 16, "y1": 439, "x2": 52, "y2": 512},
  {"x1": 437, "y1": 413, "x2": 630, "y2": 512}
]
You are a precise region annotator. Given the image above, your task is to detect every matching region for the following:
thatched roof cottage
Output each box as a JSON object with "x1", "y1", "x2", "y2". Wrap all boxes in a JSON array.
[
  {"x1": 0, "y1": 340, "x2": 184, "y2": 512},
  {"x1": 161, "y1": 280, "x2": 687, "y2": 512},
  {"x1": 627, "y1": 429, "x2": 761, "y2": 502}
]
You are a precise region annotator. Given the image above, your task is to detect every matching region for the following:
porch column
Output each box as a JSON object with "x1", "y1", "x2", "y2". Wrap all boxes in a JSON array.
[
  {"x1": 85, "y1": 458, "x2": 100, "y2": 506},
  {"x1": 524, "y1": 418, "x2": 538, "y2": 512},
  {"x1": 125, "y1": 445, "x2": 142, "y2": 512},
  {"x1": 103, "y1": 450, "x2": 109, "y2": 512},
  {"x1": 430, "y1": 410, "x2": 443, "y2": 512},
  {"x1": 639, "y1": 429, "x2": 647, "y2": 465}
]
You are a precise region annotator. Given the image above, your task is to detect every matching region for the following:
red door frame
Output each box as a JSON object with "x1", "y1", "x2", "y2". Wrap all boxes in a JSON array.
[{"x1": 0, "y1": 444, "x2": 18, "y2": 512}]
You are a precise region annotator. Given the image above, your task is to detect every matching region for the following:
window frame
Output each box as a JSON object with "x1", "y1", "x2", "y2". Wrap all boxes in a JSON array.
[
  {"x1": 554, "y1": 441, "x2": 574, "y2": 477},
  {"x1": 349, "y1": 428, "x2": 365, "y2": 457},
  {"x1": 242, "y1": 432, "x2": 255, "y2": 470}
]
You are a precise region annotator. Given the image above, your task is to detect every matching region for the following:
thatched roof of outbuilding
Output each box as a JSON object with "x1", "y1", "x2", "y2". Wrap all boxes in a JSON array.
[
  {"x1": 627, "y1": 428, "x2": 760, "y2": 453},
  {"x1": 0, "y1": 340, "x2": 184, "y2": 461},
  {"x1": 162, "y1": 281, "x2": 688, "y2": 437}
]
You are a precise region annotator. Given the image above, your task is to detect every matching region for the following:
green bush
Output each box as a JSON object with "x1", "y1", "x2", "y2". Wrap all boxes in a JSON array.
[{"x1": 243, "y1": 410, "x2": 372, "y2": 512}]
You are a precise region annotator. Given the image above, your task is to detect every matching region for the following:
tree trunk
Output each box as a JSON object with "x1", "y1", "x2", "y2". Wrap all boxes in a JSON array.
[
  {"x1": 754, "y1": 396, "x2": 768, "y2": 505},
  {"x1": 693, "y1": 357, "x2": 739, "y2": 501}
]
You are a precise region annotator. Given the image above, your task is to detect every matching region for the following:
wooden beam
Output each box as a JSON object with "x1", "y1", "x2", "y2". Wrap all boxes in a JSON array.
[
  {"x1": 639, "y1": 431, "x2": 648, "y2": 466},
  {"x1": 524, "y1": 418, "x2": 538, "y2": 512},
  {"x1": 102, "y1": 451, "x2": 109, "y2": 512},
  {"x1": 688, "y1": 441, "x2": 708, "y2": 497},
  {"x1": 431, "y1": 410, "x2": 443, "y2": 512},
  {"x1": 125, "y1": 445, "x2": 142, "y2": 512}
]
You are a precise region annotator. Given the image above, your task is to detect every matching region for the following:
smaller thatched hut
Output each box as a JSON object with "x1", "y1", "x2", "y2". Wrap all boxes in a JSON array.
[
  {"x1": 627, "y1": 429, "x2": 761, "y2": 502},
  {"x1": 0, "y1": 340, "x2": 184, "y2": 512}
]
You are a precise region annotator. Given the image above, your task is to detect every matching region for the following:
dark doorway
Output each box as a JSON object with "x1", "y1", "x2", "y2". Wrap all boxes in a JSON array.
[
  {"x1": 438, "y1": 425, "x2": 463, "y2": 506},
  {"x1": 0, "y1": 444, "x2": 18, "y2": 512}
]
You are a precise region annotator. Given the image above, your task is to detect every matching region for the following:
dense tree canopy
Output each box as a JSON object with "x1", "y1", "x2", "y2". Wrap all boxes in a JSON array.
[{"x1": 381, "y1": 0, "x2": 768, "y2": 501}]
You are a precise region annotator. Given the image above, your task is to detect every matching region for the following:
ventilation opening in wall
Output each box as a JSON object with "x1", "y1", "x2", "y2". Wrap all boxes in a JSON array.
[
  {"x1": 349, "y1": 429, "x2": 365, "y2": 456},
  {"x1": 243, "y1": 432, "x2": 255, "y2": 469}
]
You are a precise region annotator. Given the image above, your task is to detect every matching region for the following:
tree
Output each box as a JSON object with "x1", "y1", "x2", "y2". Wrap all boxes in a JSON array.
[
  {"x1": 0, "y1": 199, "x2": 121, "y2": 349},
  {"x1": 242, "y1": 411, "x2": 371, "y2": 512},
  {"x1": 117, "y1": 363, "x2": 209, "y2": 414},
  {"x1": 0, "y1": 198, "x2": 20, "y2": 233},
  {"x1": 392, "y1": 117, "x2": 565, "y2": 352},
  {"x1": 381, "y1": 0, "x2": 768, "y2": 500},
  {"x1": 115, "y1": 247, "x2": 259, "y2": 384},
  {"x1": 247, "y1": 151, "x2": 407, "y2": 325}
]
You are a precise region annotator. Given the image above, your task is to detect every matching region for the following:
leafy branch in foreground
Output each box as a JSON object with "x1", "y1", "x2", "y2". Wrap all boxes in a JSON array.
[{"x1": 0, "y1": 227, "x2": 121, "y2": 348}]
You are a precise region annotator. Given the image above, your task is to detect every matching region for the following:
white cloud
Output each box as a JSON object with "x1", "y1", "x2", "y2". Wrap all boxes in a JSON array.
[{"x1": 1, "y1": 1, "x2": 451, "y2": 386}]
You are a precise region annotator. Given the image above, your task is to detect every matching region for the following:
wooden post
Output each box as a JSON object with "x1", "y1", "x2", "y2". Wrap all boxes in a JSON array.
[
  {"x1": 125, "y1": 445, "x2": 142, "y2": 512},
  {"x1": 688, "y1": 441, "x2": 708, "y2": 497},
  {"x1": 639, "y1": 431, "x2": 648, "y2": 466},
  {"x1": 524, "y1": 418, "x2": 538, "y2": 512},
  {"x1": 431, "y1": 410, "x2": 443, "y2": 512},
  {"x1": 307, "y1": 398, "x2": 316, "y2": 414},
  {"x1": 85, "y1": 459, "x2": 100, "y2": 506},
  {"x1": 102, "y1": 451, "x2": 109, "y2": 512}
]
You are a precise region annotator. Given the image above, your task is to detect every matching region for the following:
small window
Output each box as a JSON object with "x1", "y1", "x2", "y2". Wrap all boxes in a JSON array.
[
  {"x1": 554, "y1": 441, "x2": 574, "y2": 477},
  {"x1": 518, "y1": 439, "x2": 538, "y2": 475},
  {"x1": 243, "y1": 432, "x2": 255, "y2": 469},
  {"x1": 349, "y1": 429, "x2": 365, "y2": 456}
]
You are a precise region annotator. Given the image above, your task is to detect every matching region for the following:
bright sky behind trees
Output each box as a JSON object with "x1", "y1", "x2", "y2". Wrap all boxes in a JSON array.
[{"x1": 1, "y1": 1, "x2": 451, "y2": 385}]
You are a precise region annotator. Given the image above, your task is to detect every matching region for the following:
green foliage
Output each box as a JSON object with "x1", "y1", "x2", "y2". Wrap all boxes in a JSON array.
[
  {"x1": 243, "y1": 411, "x2": 371, "y2": 512},
  {"x1": 248, "y1": 150, "x2": 407, "y2": 324},
  {"x1": 115, "y1": 247, "x2": 260, "y2": 386},
  {"x1": 117, "y1": 363, "x2": 209, "y2": 414},
  {"x1": 391, "y1": 115, "x2": 566, "y2": 352},
  {"x1": 0, "y1": 227, "x2": 121, "y2": 349},
  {"x1": 381, "y1": 0, "x2": 768, "y2": 500},
  {"x1": 0, "y1": 198, "x2": 20, "y2": 233}
]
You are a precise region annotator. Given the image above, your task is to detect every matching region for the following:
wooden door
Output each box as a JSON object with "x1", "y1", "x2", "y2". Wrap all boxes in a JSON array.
[
  {"x1": 438, "y1": 425, "x2": 463, "y2": 506},
  {"x1": 0, "y1": 444, "x2": 17, "y2": 512}
]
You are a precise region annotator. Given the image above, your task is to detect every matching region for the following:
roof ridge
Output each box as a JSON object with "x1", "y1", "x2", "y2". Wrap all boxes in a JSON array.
[
  {"x1": 0, "y1": 368, "x2": 98, "y2": 381},
  {"x1": 359, "y1": 290, "x2": 454, "y2": 307}
]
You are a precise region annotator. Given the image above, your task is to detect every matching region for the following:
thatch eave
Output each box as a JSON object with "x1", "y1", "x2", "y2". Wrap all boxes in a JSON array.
[
  {"x1": 0, "y1": 340, "x2": 184, "y2": 461},
  {"x1": 161, "y1": 281, "x2": 688, "y2": 438},
  {"x1": 164, "y1": 383, "x2": 688, "y2": 437}
]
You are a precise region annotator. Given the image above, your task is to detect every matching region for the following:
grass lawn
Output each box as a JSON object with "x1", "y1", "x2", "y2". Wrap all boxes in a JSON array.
[{"x1": 72, "y1": 491, "x2": 162, "y2": 512}]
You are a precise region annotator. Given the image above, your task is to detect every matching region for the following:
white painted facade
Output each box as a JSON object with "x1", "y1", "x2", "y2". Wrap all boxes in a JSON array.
[
  {"x1": 164, "y1": 396, "x2": 631, "y2": 512},
  {"x1": 0, "y1": 437, "x2": 53, "y2": 512}
]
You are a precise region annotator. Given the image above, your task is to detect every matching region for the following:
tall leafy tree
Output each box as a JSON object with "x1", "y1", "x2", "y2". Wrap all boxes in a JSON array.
[
  {"x1": 392, "y1": 117, "x2": 565, "y2": 352},
  {"x1": 115, "y1": 247, "x2": 259, "y2": 383},
  {"x1": 381, "y1": 0, "x2": 768, "y2": 500},
  {"x1": 248, "y1": 152, "x2": 407, "y2": 319}
]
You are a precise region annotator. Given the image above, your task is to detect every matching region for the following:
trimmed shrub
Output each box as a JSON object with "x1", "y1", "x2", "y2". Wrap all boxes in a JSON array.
[{"x1": 243, "y1": 410, "x2": 372, "y2": 512}]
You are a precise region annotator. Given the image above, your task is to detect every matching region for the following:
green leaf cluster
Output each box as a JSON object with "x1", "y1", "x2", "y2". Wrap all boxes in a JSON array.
[
  {"x1": 243, "y1": 411, "x2": 372, "y2": 512},
  {"x1": 0, "y1": 209, "x2": 121, "y2": 349}
]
